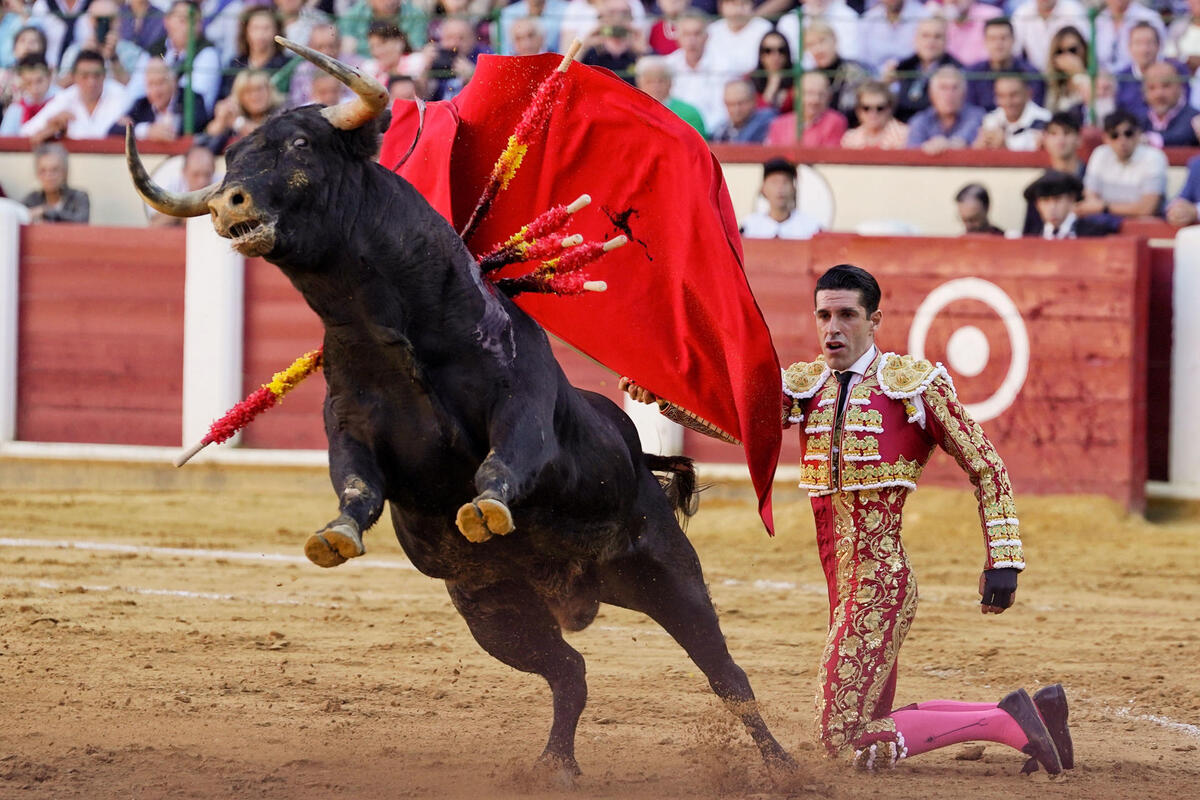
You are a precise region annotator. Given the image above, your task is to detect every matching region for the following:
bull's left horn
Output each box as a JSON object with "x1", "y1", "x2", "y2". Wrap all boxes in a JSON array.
[
  {"x1": 275, "y1": 36, "x2": 389, "y2": 130},
  {"x1": 125, "y1": 126, "x2": 216, "y2": 217}
]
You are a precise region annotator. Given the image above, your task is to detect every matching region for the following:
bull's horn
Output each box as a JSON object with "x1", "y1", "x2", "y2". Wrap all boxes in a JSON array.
[
  {"x1": 125, "y1": 126, "x2": 216, "y2": 217},
  {"x1": 275, "y1": 36, "x2": 388, "y2": 130}
]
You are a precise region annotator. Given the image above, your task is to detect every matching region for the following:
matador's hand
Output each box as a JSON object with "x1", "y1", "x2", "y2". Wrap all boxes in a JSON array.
[{"x1": 979, "y1": 568, "x2": 1018, "y2": 614}]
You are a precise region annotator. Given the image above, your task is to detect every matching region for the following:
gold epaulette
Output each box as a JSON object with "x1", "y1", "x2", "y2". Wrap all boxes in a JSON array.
[
  {"x1": 876, "y1": 353, "x2": 950, "y2": 399},
  {"x1": 783, "y1": 358, "x2": 830, "y2": 400}
]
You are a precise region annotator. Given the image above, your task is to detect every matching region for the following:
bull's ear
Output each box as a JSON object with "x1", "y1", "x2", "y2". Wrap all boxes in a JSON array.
[{"x1": 375, "y1": 109, "x2": 393, "y2": 134}]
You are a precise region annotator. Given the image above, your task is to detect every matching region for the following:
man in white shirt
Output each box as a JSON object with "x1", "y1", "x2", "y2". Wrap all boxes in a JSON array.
[
  {"x1": 499, "y1": 0, "x2": 569, "y2": 55},
  {"x1": 859, "y1": 0, "x2": 929, "y2": 72},
  {"x1": 739, "y1": 158, "x2": 823, "y2": 240},
  {"x1": 1011, "y1": 0, "x2": 1089, "y2": 71},
  {"x1": 1094, "y1": 0, "x2": 1167, "y2": 74},
  {"x1": 776, "y1": 0, "x2": 861, "y2": 65},
  {"x1": 20, "y1": 49, "x2": 126, "y2": 142},
  {"x1": 704, "y1": 0, "x2": 773, "y2": 78},
  {"x1": 665, "y1": 12, "x2": 730, "y2": 133},
  {"x1": 1078, "y1": 109, "x2": 1167, "y2": 218},
  {"x1": 974, "y1": 74, "x2": 1051, "y2": 150}
]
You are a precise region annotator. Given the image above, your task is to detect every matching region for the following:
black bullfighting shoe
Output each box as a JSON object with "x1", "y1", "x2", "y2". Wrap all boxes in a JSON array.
[
  {"x1": 999, "y1": 688, "x2": 1063, "y2": 776},
  {"x1": 1034, "y1": 684, "x2": 1075, "y2": 770}
]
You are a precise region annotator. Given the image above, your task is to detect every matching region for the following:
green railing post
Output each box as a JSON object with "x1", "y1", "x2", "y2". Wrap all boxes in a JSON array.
[
  {"x1": 794, "y1": 7, "x2": 805, "y2": 143},
  {"x1": 183, "y1": 4, "x2": 198, "y2": 136}
]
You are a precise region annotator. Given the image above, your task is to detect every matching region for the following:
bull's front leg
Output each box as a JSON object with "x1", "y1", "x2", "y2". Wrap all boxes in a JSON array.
[
  {"x1": 455, "y1": 402, "x2": 557, "y2": 544},
  {"x1": 305, "y1": 407, "x2": 386, "y2": 567}
]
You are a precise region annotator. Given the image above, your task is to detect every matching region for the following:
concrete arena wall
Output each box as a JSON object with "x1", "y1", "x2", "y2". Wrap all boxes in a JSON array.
[{"x1": 0, "y1": 139, "x2": 1193, "y2": 235}]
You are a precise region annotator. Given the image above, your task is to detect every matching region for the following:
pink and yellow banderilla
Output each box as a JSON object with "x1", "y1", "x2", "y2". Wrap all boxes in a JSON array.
[{"x1": 174, "y1": 348, "x2": 323, "y2": 467}]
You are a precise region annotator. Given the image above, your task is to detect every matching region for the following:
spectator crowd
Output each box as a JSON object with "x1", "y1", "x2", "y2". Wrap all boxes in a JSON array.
[{"x1": 1, "y1": 0, "x2": 1200, "y2": 234}]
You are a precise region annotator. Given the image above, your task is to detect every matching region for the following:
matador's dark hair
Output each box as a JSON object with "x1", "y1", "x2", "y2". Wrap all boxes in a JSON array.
[{"x1": 814, "y1": 264, "x2": 881, "y2": 314}]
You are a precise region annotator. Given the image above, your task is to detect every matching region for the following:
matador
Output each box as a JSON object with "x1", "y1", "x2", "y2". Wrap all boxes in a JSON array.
[{"x1": 622, "y1": 263, "x2": 1074, "y2": 773}]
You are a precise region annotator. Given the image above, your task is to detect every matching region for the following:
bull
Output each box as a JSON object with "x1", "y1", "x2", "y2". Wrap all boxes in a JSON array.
[{"x1": 127, "y1": 40, "x2": 794, "y2": 784}]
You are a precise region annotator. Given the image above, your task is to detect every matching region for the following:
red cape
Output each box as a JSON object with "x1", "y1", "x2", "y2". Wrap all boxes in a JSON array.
[{"x1": 379, "y1": 54, "x2": 781, "y2": 533}]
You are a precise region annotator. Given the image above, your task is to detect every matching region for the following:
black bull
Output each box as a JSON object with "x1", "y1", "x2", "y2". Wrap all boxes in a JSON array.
[{"x1": 128, "y1": 40, "x2": 794, "y2": 781}]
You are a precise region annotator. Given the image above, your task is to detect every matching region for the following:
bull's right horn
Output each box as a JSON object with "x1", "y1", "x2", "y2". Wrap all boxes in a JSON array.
[
  {"x1": 125, "y1": 126, "x2": 217, "y2": 217},
  {"x1": 275, "y1": 36, "x2": 389, "y2": 130}
]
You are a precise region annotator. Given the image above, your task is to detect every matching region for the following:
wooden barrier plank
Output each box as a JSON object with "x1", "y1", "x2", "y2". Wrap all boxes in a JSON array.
[{"x1": 16, "y1": 227, "x2": 185, "y2": 446}]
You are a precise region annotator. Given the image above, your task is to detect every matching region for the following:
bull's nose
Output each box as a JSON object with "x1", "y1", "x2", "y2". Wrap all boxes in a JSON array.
[{"x1": 211, "y1": 185, "x2": 252, "y2": 212}]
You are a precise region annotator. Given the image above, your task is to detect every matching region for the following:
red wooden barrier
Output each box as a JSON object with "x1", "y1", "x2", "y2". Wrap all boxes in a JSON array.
[{"x1": 16, "y1": 225, "x2": 186, "y2": 445}]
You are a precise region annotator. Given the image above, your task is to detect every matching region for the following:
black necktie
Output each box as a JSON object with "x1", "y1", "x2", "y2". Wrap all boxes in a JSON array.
[{"x1": 835, "y1": 370, "x2": 855, "y2": 428}]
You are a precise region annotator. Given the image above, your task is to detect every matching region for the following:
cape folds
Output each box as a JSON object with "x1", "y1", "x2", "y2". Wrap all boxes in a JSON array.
[{"x1": 378, "y1": 53, "x2": 782, "y2": 533}]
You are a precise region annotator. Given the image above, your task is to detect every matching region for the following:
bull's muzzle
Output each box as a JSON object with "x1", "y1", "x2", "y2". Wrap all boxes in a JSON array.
[{"x1": 209, "y1": 185, "x2": 277, "y2": 257}]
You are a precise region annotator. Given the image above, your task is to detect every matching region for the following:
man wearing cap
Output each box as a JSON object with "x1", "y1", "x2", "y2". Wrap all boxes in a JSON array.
[
  {"x1": 738, "y1": 158, "x2": 823, "y2": 240},
  {"x1": 620, "y1": 264, "x2": 1074, "y2": 775},
  {"x1": 1025, "y1": 170, "x2": 1123, "y2": 238}
]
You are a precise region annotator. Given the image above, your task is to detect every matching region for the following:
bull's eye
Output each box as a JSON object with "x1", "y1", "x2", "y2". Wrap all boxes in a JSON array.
[{"x1": 292, "y1": 137, "x2": 308, "y2": 149}]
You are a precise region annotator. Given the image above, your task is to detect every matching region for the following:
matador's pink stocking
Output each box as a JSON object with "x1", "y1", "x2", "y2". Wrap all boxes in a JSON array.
[{"x1": 890, "y1": 706, "x2": 1029, "y2": 757}]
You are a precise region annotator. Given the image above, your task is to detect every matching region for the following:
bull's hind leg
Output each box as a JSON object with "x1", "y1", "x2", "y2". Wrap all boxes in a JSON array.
[
  {"x1": 447, "y1": 579, "x2": 588, "y2": 785},
  {"x1": 600, "y1": 504, "x2": 794, "y2": 772},
  {"x1": 305, "y1": 401, "x2": 386, "y2": 567}
]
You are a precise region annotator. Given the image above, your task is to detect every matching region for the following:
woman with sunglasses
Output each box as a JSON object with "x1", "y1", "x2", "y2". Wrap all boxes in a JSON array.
[
  {"x1": 841, "y1": 80, "x2": 909, "y2": 149},
  {"x1": 1043, "y1": 25, "x2": 1115, "y2": 125},
  {"x1": 750, "y1": 30, "x2": 793, "y2": 113}
]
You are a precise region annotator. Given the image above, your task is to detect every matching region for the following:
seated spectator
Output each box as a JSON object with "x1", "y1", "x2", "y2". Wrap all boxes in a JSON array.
[
  {"x1": 579, "y1": 0, "x2": 644, "y2": 84},
  {"x1": 1043, "y1": 111, "x2": 1083, "y2": 176},
  {"x1": 313, "y1": 70, "x2": 349, "y2": 105},
  {"x1": 148, "y1": 144, "x2": 216, "y2": 227},
  {"x1": 1, "y1": 26, "x2": 51, "y2": 111},
  {"x1": 709, "y1": 77, "x2": 775, "y2": 142},
  {"x1": 386, "y1": 72, "x2": 416, "y2": 102},
  {"x1": 21, "y1": 142, "x2": 89, "y2": 223},
  {"x1": 1042, "y1": 25, "x2": 1096, "y2": 125},
  {"x1": 802, "y1": 22, "x2": 871, "y2": 123},
  {"x1": 340, "y1": 0, "x2": 428, "y2": 60},
  {"x1": 499, "y1": 0, "x2": 568, "y2": 56},
  {"x1": 361, "y1": 21, "x2": 419, "y2": 87},
  {"x1": 20, "y1": 49, "x2": 125, "y2": 142},
  {"x1": 764, "y1": 71, "x2": 848, "y2": 146},
  {"x1": 906, "y1": 65, "x2": 985, "y2": 152},
  {"x1": 776, "y1": 0, "x2": 861, "y2": 65},
  {"x1": 955, "y1": 183, "x2": 1004, "y2": 234},
  {"x1": 288, "y1": 23, "x2": 348, "y2": 108},
  {"x1": 57, "y1": 0, "x2": 138, "y2": 89},
  {"x1": 666, "y1": 12, "x2": 727, "y2": 134},
  {"x1": 974, "y1": 74, "x2": 1050, "y2": 150},
  {"x1": 840, "y1": 80, "x2": 909, "y2": 148},
  {"x1": 750, "y1": 30, "x2": 793, "y2": 114},
  {"x1": 966, "y1": 17, "x2": 1044, "y2": 112},
  {"x1": 1114, "y1": 21, "x2": 1180, "y2": 120},
  {"x1": 859, "y1": 0, "x2": 928, "y2": 73},
  {"x1": 427, "y1": 0, "x2": 492, "y2": 49},
  {"x1": 1024, "y1": 170, "x2": 1122, "y2": 238},
  {"x1": 1164, "y1": 153, "x2": 1200, "y2": 226},
  {"x1": 634, "y1": 54, "x2": 705, "y2": 136},
  {"x1": 647, "y1": 0, "x2": 687, "y2": 55},
  {"x1": 1165, "y1": 0, "x2": 1200, "y2": 74},
  {"x1": 1011, "y1": 0, "x2": 1088, "y2": 72},
  {"x1": 892, "y1": 17, "x2": 961, "y2": 123},
  {"x1": 1141, "y1": 61, "x2": 1200, "y2": 147},
  {"x1": 111, "y1": 56, "x2": 209, "y2": 139},
  {"x1": 739, "y1": 157, "x2": 822, "y2": 239},
  {"x1": 151, "y1": 1, "x2": 222, "y2": 116},
  {"x1": 221, "y1": 7, "x2": 292, "y2": 99},
  {"x1": 117, "y1": 0, "x2": 166, "y2": 54},
  {"x1": 22, "y1": 3, "x2": 68, "y2": 69},
  {"x1": 0, "y1": 54, "x2": 53, "y2": 135},
  {"x1": 558, "y1": 0, "x2": 647, "y2": 54},
  {"x1": 422, "y1": 16, "x2": 486, "y2": 101},
  {"x1": 931, "y1": 0, "x2": 1001, "y2": 66},
  {"x1": 509, "y1": 17, "x2": 547, "y2": 56},
  {"x1": 200, "y1": 68, "x2": 282, "y2": 152},
  {"x1": 1094, "y1": 0, "x2": 1165, "y2": 75},
  {"x1": 275, "y1": 0, "x2": 332, "y2": 53},
  {"x1": 705, "y1": 0, "x2": 772, "y2": 79},
  {"x1": 1077, "y1": 110, "x2": 1167, "y2": 219}
]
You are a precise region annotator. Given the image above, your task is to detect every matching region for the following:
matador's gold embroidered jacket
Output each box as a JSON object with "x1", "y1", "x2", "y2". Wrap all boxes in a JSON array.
[{"x1": 783, "y1": 351, "x2": 1023, "y2": 571}]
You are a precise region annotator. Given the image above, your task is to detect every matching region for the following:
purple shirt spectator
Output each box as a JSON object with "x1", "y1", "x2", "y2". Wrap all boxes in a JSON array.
[{"x1": 907, "y1": 102, "x2": 985, "y2": 145}]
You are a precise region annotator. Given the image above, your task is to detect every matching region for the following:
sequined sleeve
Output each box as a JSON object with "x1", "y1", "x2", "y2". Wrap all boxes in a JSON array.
[
  {"x1": 657, "y1": 402, "x2": 742, "y2": 445},
  {"x1": 922, "y1": 376, "x2": 1024, "y2": 571}
]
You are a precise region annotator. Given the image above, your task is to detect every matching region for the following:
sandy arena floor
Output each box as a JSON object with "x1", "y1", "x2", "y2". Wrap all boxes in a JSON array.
[{"x1": 0, "y1": 459, "x2": 1198, "y2": 799}]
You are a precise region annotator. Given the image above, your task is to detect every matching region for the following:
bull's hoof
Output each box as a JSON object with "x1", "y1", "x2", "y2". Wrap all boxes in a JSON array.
[
  {"x1": 532, "y1": 752, "x2": 581, "y2": 789},
  {"x1": 455, "y1": 499, "x2": 514, "y2": 543},
  {"x1": 304, "y1": 522, "x2": 364, "y2": 568}
]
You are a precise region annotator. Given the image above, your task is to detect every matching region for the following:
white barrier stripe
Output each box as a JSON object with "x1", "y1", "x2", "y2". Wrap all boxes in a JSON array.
[
  {"x1": 1114, "y1": 708, "x2": 1200, "y2": 739},
  {"x1": 0, "y1": 576, "x2": 340, "y2": 608},
  {"x1": 0, "y1": 537, "x2": 417, "y2": 571}
]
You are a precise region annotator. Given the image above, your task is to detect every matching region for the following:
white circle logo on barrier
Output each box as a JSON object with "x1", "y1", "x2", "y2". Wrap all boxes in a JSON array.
[{"x1": 908, "y1": 278, "x2": 1029, "y2": 422}]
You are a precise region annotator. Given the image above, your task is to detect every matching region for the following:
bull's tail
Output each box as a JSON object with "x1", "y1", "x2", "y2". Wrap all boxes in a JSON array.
[{"x1": 645, "y1": 454, "x2": 700, "y2": 527}]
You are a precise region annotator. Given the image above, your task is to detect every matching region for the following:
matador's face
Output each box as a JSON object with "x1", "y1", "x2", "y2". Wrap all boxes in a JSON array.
[{"x1": 814, "y1": 289, "x2": 881, "y2": 372}]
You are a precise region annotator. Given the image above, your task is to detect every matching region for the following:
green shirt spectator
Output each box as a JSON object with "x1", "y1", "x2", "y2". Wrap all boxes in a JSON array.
[
  {"x1": 634, "y1": 55, "x2": 706, "y2": 139},
  {"x1": 339, "y1": 0, "x2": 428, "y2": 58},
  {"x1": 668, "y1": 97, "x2": 706, "y2": 137}
]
